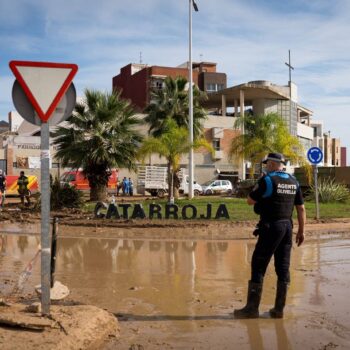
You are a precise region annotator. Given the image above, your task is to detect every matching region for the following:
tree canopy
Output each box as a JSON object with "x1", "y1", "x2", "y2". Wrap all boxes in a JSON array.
[
  {"x1": 138, "y1": 119, "x2": 213, "y2": 200},
  {"x1": 52, "y1": 89, "x2": 143, "y2": 200},
  {"x1": 229, "y1": 113, "x2": 308, "y2": 176},
  {"x1": 144, "y1": 76, "x2": 207, "y2": 138}
]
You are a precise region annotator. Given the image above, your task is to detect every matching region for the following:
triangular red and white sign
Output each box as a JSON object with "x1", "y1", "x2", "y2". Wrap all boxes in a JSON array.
[{"x1": 9, "y1": 61, "x2": 78, "y2": 122}]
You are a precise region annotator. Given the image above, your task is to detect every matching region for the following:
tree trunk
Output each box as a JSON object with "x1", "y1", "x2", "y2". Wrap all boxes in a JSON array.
[
  {"x1": 173, "y1": 170, "x2": 180, "y2": 199},
  {"x1": 167, "y1": 162, "x2": 174, "y2": 203},
  {"x1": 90, "y1": 183, "x2": 107, "y2": 201}
]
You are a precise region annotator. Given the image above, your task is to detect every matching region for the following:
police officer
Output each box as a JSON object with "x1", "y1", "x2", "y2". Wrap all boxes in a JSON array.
[{"x1": 234, "y1": 152, "x2": 306, "y2": 319}]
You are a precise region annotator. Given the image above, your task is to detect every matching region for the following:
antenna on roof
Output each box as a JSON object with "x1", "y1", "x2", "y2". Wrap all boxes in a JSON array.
[
  {"x1": 139, "y1": 52, "x2": 143, "y2": 64},
  {"x1": 200, "y1": 53, "x2": 203, "y2": 61}
]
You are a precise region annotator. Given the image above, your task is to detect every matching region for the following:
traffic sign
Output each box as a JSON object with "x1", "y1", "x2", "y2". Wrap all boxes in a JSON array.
[
  {"x1": 9, "y1": 60, "x2": 78, "y2": 316},
  {"x1": 9, "y1": 61, "x2": 78, "y2": 122},
  {"x1": 307, "y1": 147, "x2": 323, "y2": 164},
  {"x1": 12, "y1": 79, "x2": 76, "y2": 126}
]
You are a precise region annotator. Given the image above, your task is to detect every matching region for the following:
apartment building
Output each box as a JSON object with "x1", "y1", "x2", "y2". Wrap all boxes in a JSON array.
[{"x1": 112, "y1": 61, "x2": 226, "y2": 111}]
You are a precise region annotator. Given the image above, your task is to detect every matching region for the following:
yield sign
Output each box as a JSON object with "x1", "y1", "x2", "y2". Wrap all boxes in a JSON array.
[{"x1": 9, "y1": 60, "x2": 78, "y2": 122}]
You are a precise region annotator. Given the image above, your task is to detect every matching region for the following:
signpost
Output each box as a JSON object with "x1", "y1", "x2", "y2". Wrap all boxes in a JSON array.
[
  {"x1": 9, "y1": 61, "x2": 78, "y2": 315},
  {"x1": 307, "y1": 147, "x2": 323, "y2": 220}
]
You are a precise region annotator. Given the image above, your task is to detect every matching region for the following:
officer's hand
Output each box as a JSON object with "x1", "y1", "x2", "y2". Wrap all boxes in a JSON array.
[{"x1": 296, "y1": 231, "x2": 304, "y2": 246}]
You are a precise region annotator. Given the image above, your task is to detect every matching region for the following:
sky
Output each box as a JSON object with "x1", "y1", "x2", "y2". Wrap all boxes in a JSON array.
[{"x1": 1, "y1": 0, "x2": 350, "y2": 160}]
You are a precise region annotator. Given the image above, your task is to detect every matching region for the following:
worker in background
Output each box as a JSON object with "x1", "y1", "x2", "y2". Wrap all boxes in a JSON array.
[
  {"x1": 18, "y1": 171, "x2": 31, "y2": 206},
  {"x1": 0, "y1": 169, "x2": 6, "y2": 208}
]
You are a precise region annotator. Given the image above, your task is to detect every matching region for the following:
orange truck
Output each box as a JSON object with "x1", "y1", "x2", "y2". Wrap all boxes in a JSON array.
[
  {"x1": 5, "y1": 175, "x2": 39, "y2": 196},
  {"x1": 60, "y1": 169, "x2": 118, "y2": 192}
]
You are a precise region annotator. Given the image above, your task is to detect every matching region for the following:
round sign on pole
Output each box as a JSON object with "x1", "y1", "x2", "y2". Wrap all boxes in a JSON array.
[
  {"x1": 307, "y1": 147, "x2": 323, "y2": 165},
  {"x1": 12, "y1": 80, "x2": 76, "y2": 126}
]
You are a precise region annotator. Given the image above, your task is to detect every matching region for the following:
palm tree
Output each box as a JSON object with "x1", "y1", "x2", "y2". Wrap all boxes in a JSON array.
[
  {"x1": 138, "y1": 119, "x2": 213, "y2": 201},
  {"x1": 52, "y1": 89, "x2": 143, "y2": 201},
  {"x1": 229, "y1": 113, "x2": 307, "y2": 176},
  {"x1": 144, "y1": 76, "x2": 207, "y2": 138}
]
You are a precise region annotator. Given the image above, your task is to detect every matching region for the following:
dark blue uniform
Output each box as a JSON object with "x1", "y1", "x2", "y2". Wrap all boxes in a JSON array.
[{"x1": 249, "y1": 171, "x2": 304, "y2": 284}]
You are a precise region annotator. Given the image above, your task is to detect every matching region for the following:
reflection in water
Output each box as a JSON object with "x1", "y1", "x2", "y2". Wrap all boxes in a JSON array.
[
  {"x1": 1, "y1": 234, "x2": 350, "y2": 348},
  {"x1": 240, "y1": 320, "x2": 264, "y2": 350},
  {"x1": 275, "y1": 320, "x2": 292, "y2": 350}
]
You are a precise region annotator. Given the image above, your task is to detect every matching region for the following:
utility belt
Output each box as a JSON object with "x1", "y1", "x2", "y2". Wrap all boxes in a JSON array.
[{"x1": 253, "y1": 218, "x2": 292, "y2": 237}]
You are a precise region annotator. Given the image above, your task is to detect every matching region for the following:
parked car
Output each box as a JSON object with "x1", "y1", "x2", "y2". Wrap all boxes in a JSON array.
[{"x1": 201, "y1": 179, "x2": 233, "y2": 195}]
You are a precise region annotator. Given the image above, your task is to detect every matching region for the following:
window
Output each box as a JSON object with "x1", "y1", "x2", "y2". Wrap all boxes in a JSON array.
[
  {"x1": 206, "y1": 83, "x2": 216, "y2": 92},
  {"x1": 61, "y1": 173, "x2": 76, "y2": 182},
  {"x1": 212, "y1": 138, "x2": 220, "y2": 151},
  {"x1": 206, "y1": 83, "x2": 224, "y2": 92},
  {"x1": 0, "y1": 160, "x2": 6, "y2": 173}
]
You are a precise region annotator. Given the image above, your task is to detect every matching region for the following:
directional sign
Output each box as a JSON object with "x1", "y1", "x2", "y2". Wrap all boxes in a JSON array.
[
  {"x1": 307, "y1": 147, "x2": 323, "y2": 165},
  {"x1": 9, "y1": 61, "x2": 78, "y2": 122}
]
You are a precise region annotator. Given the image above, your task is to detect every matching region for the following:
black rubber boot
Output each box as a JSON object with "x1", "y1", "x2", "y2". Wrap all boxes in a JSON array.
[
  {"x1": 234, "y1": 281, "x2": 263, "y2": 319},
  {"x1": 269, "y1": 281, "x2": 288, "y2": 318}
]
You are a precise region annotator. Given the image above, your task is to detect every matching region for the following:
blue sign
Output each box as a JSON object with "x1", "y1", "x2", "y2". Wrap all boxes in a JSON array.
[{"x1": 307, "y1": 147, "x2": 323, "y2": 164}]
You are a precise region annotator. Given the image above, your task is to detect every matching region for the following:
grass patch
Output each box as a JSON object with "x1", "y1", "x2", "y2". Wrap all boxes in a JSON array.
[{"x1": 82, "y1": 197, "x2": 350, "y2": 221}]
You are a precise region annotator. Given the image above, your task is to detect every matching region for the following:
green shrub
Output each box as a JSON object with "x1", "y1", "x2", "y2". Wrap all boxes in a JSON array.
[
  {"x1": 236, "y1": 179, "x2": 258, "y2": 197},
  {"x1": 51, "y1": 178, "x2": 84, "y2": 209},
  {"x1": 308, "y1": 178, "x2": 350, "y2": 203}
]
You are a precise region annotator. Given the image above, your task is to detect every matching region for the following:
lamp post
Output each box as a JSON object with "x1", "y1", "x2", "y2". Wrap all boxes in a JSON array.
[{"x1": 188, "y1": 0, "x2": 198, "y2": 199}]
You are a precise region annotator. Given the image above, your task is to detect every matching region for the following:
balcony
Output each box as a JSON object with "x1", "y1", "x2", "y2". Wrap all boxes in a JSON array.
[
  {"x1": 211, "y1": 127, "x2": 224, "y2": 139},
  {"x1": 297, "y1": 122, "x2": 313, "y2": 140},
  {"x1": 213, "y1": 150, "x2": 224, "y2": 160}
]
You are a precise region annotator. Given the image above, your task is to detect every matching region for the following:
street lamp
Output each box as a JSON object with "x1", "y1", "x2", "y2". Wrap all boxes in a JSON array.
[{"x1": 188, "y1": 0, "x2": 198, "y2": 199}]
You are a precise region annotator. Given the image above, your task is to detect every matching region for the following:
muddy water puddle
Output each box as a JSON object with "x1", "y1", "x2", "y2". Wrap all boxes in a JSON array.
[{"x1": 1, "y1": 233, "x2": 350, "y2": 349}]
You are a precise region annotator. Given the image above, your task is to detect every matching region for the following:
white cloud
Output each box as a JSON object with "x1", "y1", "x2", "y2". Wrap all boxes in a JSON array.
[{"x1": 1, "y1": 0, "x2": 350, "y2": 156}]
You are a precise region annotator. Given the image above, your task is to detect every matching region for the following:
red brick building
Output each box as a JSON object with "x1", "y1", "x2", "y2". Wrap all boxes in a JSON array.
[{"x1": 112, "y1": 62, "x2": 226, "y2": 111}]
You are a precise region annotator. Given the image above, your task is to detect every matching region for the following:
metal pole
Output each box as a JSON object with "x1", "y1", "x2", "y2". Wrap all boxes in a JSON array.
[
  {"x1": 50, "y1": 217, "x2": 58, "y2": 288},
  {"x1": 188, "y1": 0, "x2": 194, "y2": 199},
  {"x1": 314, "y1": 165, "x2": 320, "y2": 220},
  {"x1": 240, "y1": 90, "x2": 245, "y2": 180},
  {"x1": 41, "y1": 122, "x2": 51, "y2": 315}
]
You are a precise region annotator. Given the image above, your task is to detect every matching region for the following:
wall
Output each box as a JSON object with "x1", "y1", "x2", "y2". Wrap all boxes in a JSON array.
[
  {"x1": 332, "y1": 138, "x2": 341, "y2": 166},
  {"x1": 341, "y1": 147, "x2": 347, "y2": 167}
]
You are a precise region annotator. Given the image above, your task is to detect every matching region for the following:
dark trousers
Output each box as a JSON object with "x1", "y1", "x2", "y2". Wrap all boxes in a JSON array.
[{"x1": 251, "y1": 220, "x2": 292, "y2": 284}]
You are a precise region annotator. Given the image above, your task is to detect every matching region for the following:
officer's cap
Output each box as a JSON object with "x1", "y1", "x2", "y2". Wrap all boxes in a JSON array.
[{"x1": 262, "y1": 152, "x2": 286, "y2": 165}]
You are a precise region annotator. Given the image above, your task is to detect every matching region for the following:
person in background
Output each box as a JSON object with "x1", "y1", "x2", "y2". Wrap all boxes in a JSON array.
[
  {"x1": 122, "y1": 177, "x2": 126, "y2": 195},
  {"x1": 0, "y1": 169, "x2": 6, "y2": 208},
  {"x1": 129, "y1": 178, "x2": 134, "y2": 196},
  {"x1": 234, "y1": 152, "x2": 305, "y2": 319},
  {"x1": 122, "y1": 177, "x2": 130, "y2": 196},
  {"x1": 17, "y1": 171, "x2": 31, "y2": 206}
]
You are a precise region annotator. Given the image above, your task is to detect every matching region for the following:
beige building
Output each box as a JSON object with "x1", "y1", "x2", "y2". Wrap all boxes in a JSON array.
[
  {"x1": 311, "y1": 120, "x2": 342, "y2": 167},
  {"x1": 0, "y1": 111, "x2": 240, "y2": 187}
]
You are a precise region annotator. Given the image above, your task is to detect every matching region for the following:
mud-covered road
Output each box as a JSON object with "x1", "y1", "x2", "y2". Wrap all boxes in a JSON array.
[{"x1": 1, "y1": 222, "x2": 350, "y2": 349}]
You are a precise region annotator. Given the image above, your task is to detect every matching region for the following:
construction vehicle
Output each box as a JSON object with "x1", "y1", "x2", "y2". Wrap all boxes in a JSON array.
[
  {"x1": 5, "y1": 175, "x2": 39, "y2": 196},
  {"x1": 60, "y1": 169, "x2": 118, "y2": 192}
]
